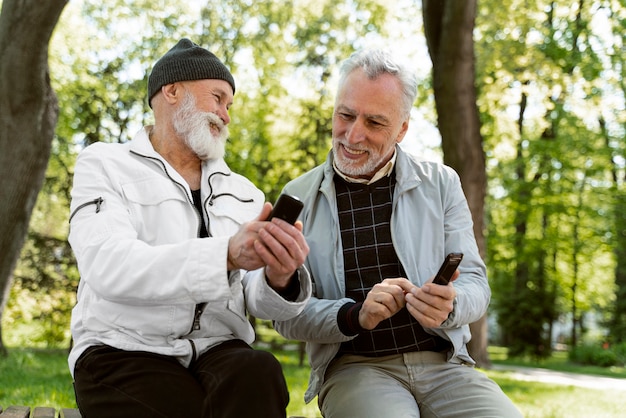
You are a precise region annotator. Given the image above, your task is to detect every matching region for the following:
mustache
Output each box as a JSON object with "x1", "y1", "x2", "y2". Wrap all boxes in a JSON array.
[{"x1": 206, "y1": 113, "x2": 226, "y2": 132}]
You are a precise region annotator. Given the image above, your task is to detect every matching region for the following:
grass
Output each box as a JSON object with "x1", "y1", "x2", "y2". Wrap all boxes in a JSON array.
[
  {"x1": 0, "y1": 348, "x2": 76, "y2": 408},
  {"x1": 2, "y1": 345, "x2": 625, "y2": 417},
  {"x1": 484, "y1": 370, "x2": 625, "y2": 418},
  {"x1": 488, "y1": 345, "x2": 626, "y2": 378}
]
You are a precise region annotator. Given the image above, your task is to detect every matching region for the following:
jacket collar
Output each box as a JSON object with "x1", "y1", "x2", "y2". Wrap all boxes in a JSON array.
[{"x1": 129, "y1": 126, "x2": 233, "y2": 178}]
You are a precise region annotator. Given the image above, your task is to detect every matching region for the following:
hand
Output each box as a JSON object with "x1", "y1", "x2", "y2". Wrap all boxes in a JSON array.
[
  {"x1": 227, "y1": 203, "x2": 273, "y2": 272},
  {"x1": 253, "y1": 203, "x2": 309, "y2": 290},
  {"x1": 359, "y1": 278, "x2": 414, "y2": 330},
  {"x1": 404, "y1": 270, "x2": 459, "y2": 328}
]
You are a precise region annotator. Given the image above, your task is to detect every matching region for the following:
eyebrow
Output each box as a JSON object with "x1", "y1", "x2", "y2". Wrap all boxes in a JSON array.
[
  {"x1": 367, "y1": 114, "x2": 391, "y2": 125},
  {"x1": 336, "y1": 105, "x2": 390, "y2": 125}
]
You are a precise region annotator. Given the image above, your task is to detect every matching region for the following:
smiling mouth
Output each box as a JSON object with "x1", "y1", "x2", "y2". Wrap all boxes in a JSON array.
[{"x1": 342, "y1": 144, "x2": 366, "y2": 157}]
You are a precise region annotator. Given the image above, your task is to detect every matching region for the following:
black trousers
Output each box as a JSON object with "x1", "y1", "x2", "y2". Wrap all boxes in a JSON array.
[{"x1": 73, "y1": 339, "x2": 289, "y2": 418}]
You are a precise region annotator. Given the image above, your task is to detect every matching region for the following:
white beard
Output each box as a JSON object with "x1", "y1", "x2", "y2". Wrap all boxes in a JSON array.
[{"x1": 173, "y1": 93, "x2": 229, "y2": 161}]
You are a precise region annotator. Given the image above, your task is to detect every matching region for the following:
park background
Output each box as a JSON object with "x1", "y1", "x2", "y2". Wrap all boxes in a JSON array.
[{"x1": 1, "y1": 0, "x2": 625, "y2": 416}]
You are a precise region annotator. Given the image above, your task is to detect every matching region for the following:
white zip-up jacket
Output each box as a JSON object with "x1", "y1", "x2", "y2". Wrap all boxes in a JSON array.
[
  {"x1": 274, "y1": 146, "x2": 489, "y2": 403},
  {"x1": 68, "y1": 127, "x2": 311, "y2": 377}
]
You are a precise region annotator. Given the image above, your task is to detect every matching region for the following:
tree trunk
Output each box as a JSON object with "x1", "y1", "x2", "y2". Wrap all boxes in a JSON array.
[
  {"x1": 0, "y1": 0, "x2": 68, "y2": 356},
  {"x1": 422, "y1": 0, "x2": 491, "y2": 367}
]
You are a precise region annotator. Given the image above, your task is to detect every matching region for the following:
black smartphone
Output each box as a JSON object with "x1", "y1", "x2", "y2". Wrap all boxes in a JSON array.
[
  {"x1": 267, "y1": 194, "x2": 303, "y2": 225},
  {"x1": 432, "y1": 253, "x2": 464, "y2": 285}
]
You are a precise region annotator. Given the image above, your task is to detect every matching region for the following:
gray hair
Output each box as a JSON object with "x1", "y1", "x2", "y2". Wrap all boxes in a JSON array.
[{"x1": 337, "y1": 49, "x2": 418, "y2": 119}]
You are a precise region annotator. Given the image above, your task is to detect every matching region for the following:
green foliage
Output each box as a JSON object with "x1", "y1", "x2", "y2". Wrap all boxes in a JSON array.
[
  {"x1": 608, "y1": 191, "x2": 626, "y2": 341},
  {"x1": 6, "y1": 230, "x2": 78, "y2": 347},
  {"x1": 479, "y1": 0, "x2": 623, "y2": 356},
  {"x1": 569, "y1": 342, "x2": 626, "y2": 368}
]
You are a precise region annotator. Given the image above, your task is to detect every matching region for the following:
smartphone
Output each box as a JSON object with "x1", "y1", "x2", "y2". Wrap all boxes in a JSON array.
[
  {"x1": 267, "y1": 194, "x2": 303, "y2": 225},
  {"x1": 432, "y1": 252, "x2": 464, "y2": 285}
]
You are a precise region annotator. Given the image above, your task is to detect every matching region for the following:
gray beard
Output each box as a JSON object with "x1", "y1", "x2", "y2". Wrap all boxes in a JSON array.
[
  {"x1": 173, "y1": 94, "x2": 229, "y2": 161},
  {"x1": 332, "y1": 141, "x2": 383, "y2": 178}
]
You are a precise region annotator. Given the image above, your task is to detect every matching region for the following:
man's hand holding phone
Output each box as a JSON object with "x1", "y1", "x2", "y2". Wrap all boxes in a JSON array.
[
  {"x1": 226, "y1": 195, "x2": 308, "y2": 290},
  {"x1": 256, "y1": 195, "x2": 308, "y2": 290},
  {"x1": 404, "y1": 253, "x2": 462, "y2": 327},
  {"x1": 432, "y1": 253, "x2": 463, "y2": 285}
]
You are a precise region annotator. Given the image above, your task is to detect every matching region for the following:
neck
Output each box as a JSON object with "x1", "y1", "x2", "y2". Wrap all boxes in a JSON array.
[{"x1": 148, "y1": 125, "x2": 202, "y2": 190}]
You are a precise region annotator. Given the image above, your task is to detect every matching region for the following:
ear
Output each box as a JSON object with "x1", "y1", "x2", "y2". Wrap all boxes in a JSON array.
[
  {"x1": 395, "y1": 119, "x2": 409, "y2": 144},
  {"x1": 161, "y1": 83, "x2": 181, "y2": 105}
]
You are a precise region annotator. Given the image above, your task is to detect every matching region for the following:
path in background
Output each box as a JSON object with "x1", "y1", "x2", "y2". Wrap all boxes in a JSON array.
[{"x1": 491, "y1": 364, "x2": 626, "y2": 391}]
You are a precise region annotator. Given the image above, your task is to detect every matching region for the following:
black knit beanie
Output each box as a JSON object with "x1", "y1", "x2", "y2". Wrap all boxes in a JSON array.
[{"x1": 148, "y1": 38, "x2": 235, "y2": 107}]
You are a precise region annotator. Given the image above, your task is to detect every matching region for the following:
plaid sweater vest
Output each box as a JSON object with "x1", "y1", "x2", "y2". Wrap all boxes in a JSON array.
[{"x1": 335, "y1": 172, "x2": 449, "y2": 356}]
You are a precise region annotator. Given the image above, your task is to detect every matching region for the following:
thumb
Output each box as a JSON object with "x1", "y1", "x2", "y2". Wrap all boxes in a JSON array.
[{"x1": 258, "y1": 202, "x2": 273, "y2": 221}]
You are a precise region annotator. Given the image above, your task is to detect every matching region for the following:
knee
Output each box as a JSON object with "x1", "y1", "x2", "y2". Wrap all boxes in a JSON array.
[{"x1": 245, "y1": 350, "x2": 284, "y2": 381}]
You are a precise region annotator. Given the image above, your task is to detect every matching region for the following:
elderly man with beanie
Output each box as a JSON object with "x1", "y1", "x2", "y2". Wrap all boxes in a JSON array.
[{"x1": 68, "y1": 38, "x2": 312, "y2": 418}]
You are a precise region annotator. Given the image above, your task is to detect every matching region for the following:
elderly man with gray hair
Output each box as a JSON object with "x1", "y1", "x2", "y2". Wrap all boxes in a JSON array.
[
  {"x1": 274, "y1": 49, "x2": 521, "y2": 418},
  {"x1": 68, "y1": 38, "x2": 311, "y2": 418}
]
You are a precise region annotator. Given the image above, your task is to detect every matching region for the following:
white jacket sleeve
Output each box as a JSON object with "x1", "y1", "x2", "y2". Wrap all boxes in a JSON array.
[{"x1": 243, "y1": 265, "x2": 312, "y2": 321}]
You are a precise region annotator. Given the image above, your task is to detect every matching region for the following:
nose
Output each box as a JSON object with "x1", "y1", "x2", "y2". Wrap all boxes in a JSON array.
[
  {"x1": 345, "y1": 118, "x2": 365, "y2": 144},
  {"x1": 218, "y1": 106, "x2": 231, "y2": 126}
]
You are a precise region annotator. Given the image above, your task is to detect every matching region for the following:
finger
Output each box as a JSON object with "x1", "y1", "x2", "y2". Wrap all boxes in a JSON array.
[
  {"x1": 258, "y1": 202, "x2": 273, "y2": 221},
  {"x1": 256, "y1": 230, "x2": 305, "y2": 276},
  {"x1": 370, "y1": 290, "x2": 402, "y2": 313},
  {"x1": 405, "y1": 296, "x2": 441, "y2": 327},
  {"x1": 263, "y1": 221, "x2": 309, "y2": 260},
  {"x1": 380, "y1": 277, "x2": 415, "y2": 295},
  {"x1": 373, "y1": 282, "x2": 408, "y2": 308},
  {"x1": 405, "y1": 292, "x2": 453, "y2": 326},
  {"x1": 383, "y1": 288, "x2": 406, "y2": 310},
  {"x1": 422, "y1": 282, "x2": 456, "y2": 300},
  {"x1": 405, "y1": 302, "x2": 444, "y2": 328},
  {"x1": 270, "y1": 217, "x2": 307, "y2": 245},
  {"x1": 253, "y1": 239, "x2": 290, "y2": 275}
]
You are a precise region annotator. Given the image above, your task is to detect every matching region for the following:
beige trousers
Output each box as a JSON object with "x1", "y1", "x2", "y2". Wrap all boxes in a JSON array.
[{"x1": 318, "y1": 351, "x2": 523, "y2": 418}]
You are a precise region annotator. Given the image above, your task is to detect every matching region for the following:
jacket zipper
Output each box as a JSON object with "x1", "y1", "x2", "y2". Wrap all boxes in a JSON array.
[
  {"x1": 129, "y1": 150, "x2": 254, "y2": 341},
  {"x1": 190, "y1": 302, "x2": 207, "y2": 333},
  {"x1": 68, "y1": 197, "x2": 104, "y2": 223},
  {"x1": 131, "y1": 151, "x2": 208, "y2": 340}
]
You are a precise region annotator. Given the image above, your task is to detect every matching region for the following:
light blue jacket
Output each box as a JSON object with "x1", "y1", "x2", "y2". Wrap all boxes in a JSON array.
[
  {"x1": 274, "y1": 146, "x2": 489, "y2": 403},
  {"x1": 68, "y1": 127, "x2": 311, "y2": 377}
]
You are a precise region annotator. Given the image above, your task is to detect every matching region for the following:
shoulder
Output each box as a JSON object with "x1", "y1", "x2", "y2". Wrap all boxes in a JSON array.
[
  {"x1": 284, "y1": 163, "x2": 326, "y2": 198},
  {"x1": 75, "y1": 142, "x2": 131, "y2": 170},
  {"x1": 229, "y1": 171, "x2": 265, "y2": 199},
  {"x1": 397, "y1": 147, "x2": 460, "y2": 185},
  {"x1": 79, "y1": 141, "x2": 127, "y2": 156}
]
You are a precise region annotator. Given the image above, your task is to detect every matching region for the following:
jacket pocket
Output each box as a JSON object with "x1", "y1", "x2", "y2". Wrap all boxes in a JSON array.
[
  {"x1": 121, "y1": 178, "x2": 196, "y2": 243},
  {"x1": 122, "y1": 177, "x2": 187, "y2": 206}
]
